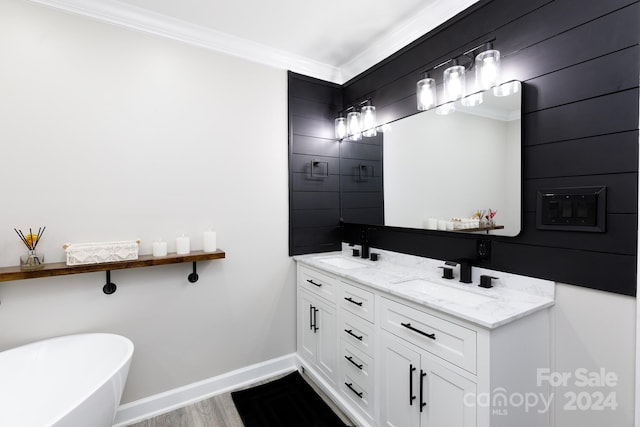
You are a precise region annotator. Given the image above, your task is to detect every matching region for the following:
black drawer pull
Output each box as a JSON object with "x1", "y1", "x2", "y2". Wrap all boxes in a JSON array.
[
  {"x1": 344, "y1": 329, "x2": 363, "y2": 341},
  {"x1": 344, "y1": 296, "x2": 363, "y2": 306},
  {"x1": 306, "y1": 279, "x2": 322, "y2": 287},
  {"x1": 401, "y1": 322, "x2": 436, "y2": 340},
  {"x1": 420, "y1": 370, "x2": 427, "y2": 412},
  {"x1": 345, "y1": 355, "x2": 363, "y2": 370},
  {"x1": 345, "y1": 382, "x2": 363, "y2": 399},
  {"x1": 312, "y1": 307, "x2": 319, "y2": 332}
]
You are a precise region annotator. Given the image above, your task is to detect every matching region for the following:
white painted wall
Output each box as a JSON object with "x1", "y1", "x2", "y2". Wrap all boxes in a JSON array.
[
  {"x1": 0, "y1": 0, "x2": 293, "y2": 404},
  {"x1": 551, "y1": 284, "x2": 635, "y2": 426}
]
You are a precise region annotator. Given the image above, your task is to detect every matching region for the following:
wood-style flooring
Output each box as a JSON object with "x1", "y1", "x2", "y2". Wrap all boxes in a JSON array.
[{"x1": 126, "y1": 371, "x2": 353, "y2": 427}]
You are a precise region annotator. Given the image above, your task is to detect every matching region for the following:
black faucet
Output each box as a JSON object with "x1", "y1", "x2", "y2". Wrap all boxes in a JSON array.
[
  {"x1": 360, "y1": 227, "x2": 370, "y2": 259},
  {"x1": 445, "y1": 259, "x2": 473, "y2": 283}
]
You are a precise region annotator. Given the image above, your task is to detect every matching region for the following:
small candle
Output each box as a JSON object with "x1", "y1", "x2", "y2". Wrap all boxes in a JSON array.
[
  {"x1": 176, "y1": 234, "x2": 190, "y2": 255},
  {"x1": 152, "y1": 240, "x2": 167, "y2": 257},
  {"x1": 203, "y1": 230, "x2": 217, "y2": 253},
  {"x1": 437, "y1": 220, "x2": 447, "y2": 231}
]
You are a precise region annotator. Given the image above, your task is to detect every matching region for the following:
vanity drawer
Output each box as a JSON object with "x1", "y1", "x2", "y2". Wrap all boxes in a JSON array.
[
  {"x1": 340, "y1": 370, "x2": 374, "y2": 420},
  {"x1": 340, "y1": 340, "x2": 374, "y2": 390},
  {"x1": 339, "y1": 281, "x2": 375, "y2": 323},
  {"x1": 298, "y1": 265, "x2": 338, "y2": 303},
  {"x1": 339, "y1": 311, "x2": 375, "y2": 357},
  {"x1": 380, "y1": 297, "x2": 476, "y2": 373}
]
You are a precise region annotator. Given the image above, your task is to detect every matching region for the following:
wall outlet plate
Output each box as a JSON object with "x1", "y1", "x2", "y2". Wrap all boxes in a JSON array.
[
  {"x1": 477, "y1": 239, "x2": 491, "y2": 260},
  {"x1": 536, "y1": 186, "x2": 606, "y2": 232}
]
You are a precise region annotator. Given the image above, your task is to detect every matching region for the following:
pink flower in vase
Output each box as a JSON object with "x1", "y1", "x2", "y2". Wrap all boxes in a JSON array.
[{"x1": 488, "y1": 210, "x2": 497, "y2": 226}]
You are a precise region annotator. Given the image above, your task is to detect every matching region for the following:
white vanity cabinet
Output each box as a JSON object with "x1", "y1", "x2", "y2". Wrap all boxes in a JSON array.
[
  {"x1": 296, "y1": 257, "x2": 552, "y2": 427},
  {"x1": 379, "y1": 297, "x2": 477, "y2": 427},
  {"x1": 297, "y1": 265, "x2": 339, "y2": 385},
  {"x1": 378, "y1": 294, "x2": 550, "y2": 427}
]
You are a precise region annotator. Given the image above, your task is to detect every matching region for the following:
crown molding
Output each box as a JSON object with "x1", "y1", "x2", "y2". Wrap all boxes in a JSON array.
[
  {"x1": 27, "y1": 0, "x2": 344, "y2": 83},
  {"x1": 339, "y1": 0, "x2": 480, "y2": 83},
  {"x1": 27, "y1": 0, "x2": 477, "y2": 85}
]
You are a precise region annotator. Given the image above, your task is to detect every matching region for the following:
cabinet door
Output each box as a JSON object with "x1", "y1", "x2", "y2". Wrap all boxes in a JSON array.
[
  {"x1": 315, "y1": 296, "x2": 337, "y2": 384},
  {"x1": 299, "y1": 291, "x2": 318, "y2": 363},
  {"x1": 420, "y1": 357, "x2": 476, "y2": 427},
  {"x1": 380, "y1": 332, "x2": 421, "y2": 427}
]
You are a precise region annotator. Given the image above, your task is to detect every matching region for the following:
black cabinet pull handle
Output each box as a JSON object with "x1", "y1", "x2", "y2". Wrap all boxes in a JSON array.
[
  {"x1": 420, "y1": 370, "x2": 427, "y2": 412},
  {"x1": 344, "y1": 296, "x2": 363, "y2": 306},
  {"x1": 401, "y1": 322, "x2": 436, "y2": 340},
  {"x1": 307, "y1": 279, "x2": 322, "y2": 287},
  {"x1": 313, "y1": 307, "x2": 319, "y2": 332},
  {"x1": 345, "y1": 382, "x2": 363, "y2": 399},
  {"x1": 344, "y1": 329, "x2": 363, "y2": 341},
  {"x1": 409, "y1": 364, "x2": 417, "y2": 406},
  {"x1": 309, "y1": 305, "x2": 314, "y2": 331},
  {"x1": 345, "y1": 355, "x2": 363, "y2": 370}
]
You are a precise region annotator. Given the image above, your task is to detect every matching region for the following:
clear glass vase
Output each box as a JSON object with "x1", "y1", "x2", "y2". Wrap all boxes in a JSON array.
[{"x1": 20, "y1": 250, "x2": 45, "y2": 270}]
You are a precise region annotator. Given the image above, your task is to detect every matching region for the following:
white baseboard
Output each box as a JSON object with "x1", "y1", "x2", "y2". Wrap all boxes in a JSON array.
[{"x1": 113, "y1": 353, "x2": 297, "y2": 427}]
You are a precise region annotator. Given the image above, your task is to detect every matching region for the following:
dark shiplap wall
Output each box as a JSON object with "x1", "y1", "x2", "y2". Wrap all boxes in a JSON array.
[
  {"x1": 289, "y1": 0, "x2": 639, "y2": 296},
  {"x1": 289, "y1": 73, "x2": 343, "y2": 255}
]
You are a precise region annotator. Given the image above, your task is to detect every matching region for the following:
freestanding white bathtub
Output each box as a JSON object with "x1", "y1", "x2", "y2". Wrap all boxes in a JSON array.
[{"x1": 0, "y1": 333, "x2": 134, "y2": 427}]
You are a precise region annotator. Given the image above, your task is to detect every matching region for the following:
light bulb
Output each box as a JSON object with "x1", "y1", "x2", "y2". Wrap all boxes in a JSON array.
[
  {"x1": 347, "y1": 111, "x2": 362, "y2": 141},
  {"x1": 443, "y1": 63, "x2": 466, "y2": 102},
  {"x1": 361, "y1": 105, "x2": 377, "y2": 137},
  {"x1": 416, "y1": 76, "x2": 437, "y2": 111},
  {"x1": 475, "y1": 48, "x2": 501, "y2": 90}
]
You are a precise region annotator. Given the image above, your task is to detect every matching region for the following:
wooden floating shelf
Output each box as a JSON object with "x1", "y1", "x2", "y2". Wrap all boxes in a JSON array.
[
  {"x1": 0, "y1": 250, "x2": 226, "y2": 283},
  {"x1": 450, "y1": 225, "x2": 505, "y2": 233}
]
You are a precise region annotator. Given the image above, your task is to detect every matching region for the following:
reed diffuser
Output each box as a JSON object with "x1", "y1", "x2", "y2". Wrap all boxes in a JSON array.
[{"x1": 15, "y1": 226, "x2": 46, "y2": 270}]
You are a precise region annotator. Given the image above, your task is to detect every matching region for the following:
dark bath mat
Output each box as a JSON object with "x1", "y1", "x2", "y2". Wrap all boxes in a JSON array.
[{"x1": 231, "y1": 371, "x2": 348, "y2": 427}]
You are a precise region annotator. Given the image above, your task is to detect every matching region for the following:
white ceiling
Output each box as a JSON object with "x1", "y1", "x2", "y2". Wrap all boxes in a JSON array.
[{"x1": 29, "y1": 0, "x2": 479, "y2": 83}]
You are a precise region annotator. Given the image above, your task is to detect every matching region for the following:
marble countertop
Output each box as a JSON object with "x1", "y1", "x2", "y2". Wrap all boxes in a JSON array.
[{"x1": 294, "y1": 247, "x2": 555, "y2": 329}]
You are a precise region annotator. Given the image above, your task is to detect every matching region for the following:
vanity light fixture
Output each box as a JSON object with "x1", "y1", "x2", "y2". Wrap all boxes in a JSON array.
[
  {"x1": 415, "y1": 38, "x2": 501, "y2": 113},
  {"x1": 334, "y1": 99, "x2": 377, "y2": 141},
  {"x1": 416, "y1": 72, "x2": 437, "y2": 111},
  {"x1": 475, "y1": 42, "x2": 501, "y2": 91}
]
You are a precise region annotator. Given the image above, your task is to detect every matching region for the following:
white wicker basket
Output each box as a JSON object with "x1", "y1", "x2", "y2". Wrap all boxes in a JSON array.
[{"x1": 63, "y1": 240, "x2": 140, "y2": 266}]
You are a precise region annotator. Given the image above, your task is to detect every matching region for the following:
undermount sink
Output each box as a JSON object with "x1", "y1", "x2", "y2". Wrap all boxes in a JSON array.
[
  {"x1": 394, "y1": 279, "x2": 495, "y2": 307},
  {"x1": 319, "y1": 256, "x2": 369, "y2": 270}
]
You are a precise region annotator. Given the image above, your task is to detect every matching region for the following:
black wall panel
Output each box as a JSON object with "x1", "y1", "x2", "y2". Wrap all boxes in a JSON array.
[
  {"x1": 288, "y1": 73, "x2": 343, "y2": 255},
  {"x1": 288, "y1": 0, "x2": 639, "y2": 295}
]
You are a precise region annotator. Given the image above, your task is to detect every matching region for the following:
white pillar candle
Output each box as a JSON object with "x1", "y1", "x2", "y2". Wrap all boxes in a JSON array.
[
  {"x1": 203, "y1": 230, "x2": 217, "y2": 253},
  {"x1": 437, "y1": 220, "x2": 447, "y2": 231},
  {"x1": 176, "y1": 235, "x2": 190, "y2": 255},
  {"x1": 152, "y1": 240, "x2": 168, "y2": 257},
  {"x1": 427, "y1": 218, "x2": 438, "y2": 230}
]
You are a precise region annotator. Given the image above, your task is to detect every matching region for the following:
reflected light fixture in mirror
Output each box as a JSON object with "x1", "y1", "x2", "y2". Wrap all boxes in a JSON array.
[
  {"x1": 361, "y1": 104, "x2": 377, "y2": 137},
  {"x1": 417, "y1": 73, "x2": 437, "y2": 111},
  {"x1": 461, "y1": 92, "x2": 484, "y2": 107},
  {"x1": 347, "y1": 110, "x2": 362, "y2": 141},
  {"x1": 493, "y1": 80, "x2": 520, "y2": 97}
]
